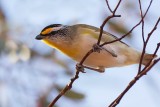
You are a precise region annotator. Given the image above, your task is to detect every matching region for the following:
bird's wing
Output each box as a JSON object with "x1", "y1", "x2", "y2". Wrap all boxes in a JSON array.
[{"x1": 74, "y1": 24, "x2": 128, "y2": 46}]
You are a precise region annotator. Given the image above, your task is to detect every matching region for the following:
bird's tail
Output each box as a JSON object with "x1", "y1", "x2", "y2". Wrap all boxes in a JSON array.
[{"x1": 142, "y1": 54, "x2": 157, "y2": 65}]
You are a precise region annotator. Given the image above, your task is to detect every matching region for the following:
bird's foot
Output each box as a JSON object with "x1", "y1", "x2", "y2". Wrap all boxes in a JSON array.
[
  {"x1": 76, "y1": 64, "x2": 86, "y2": 73},
  {"x1": 93, "y1": 44, "x2": 117, "y2": 57},
  {"x1": 84, "y1": 66, "x2": 105, "y2": 73},
  {"x1": 92, "y1": 44, "x2": 102, "y2": 53},
  {"x1": 76, "y1": 63, "x2": 105, "y2": 73}
]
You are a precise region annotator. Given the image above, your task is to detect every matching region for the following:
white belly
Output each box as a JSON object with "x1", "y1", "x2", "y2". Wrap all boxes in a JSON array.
[
  {"x1": 74, "y1": 45, "x2": 128, "y2": 68},
  {"x1": 72, "y1": 36, "x2": 132, "y2": 68}
]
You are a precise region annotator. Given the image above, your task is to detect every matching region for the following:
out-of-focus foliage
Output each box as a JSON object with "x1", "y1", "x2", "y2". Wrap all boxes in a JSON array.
[
  {"x1": 108, "y1": 21, "x2": 131, "y2": 37},
  {"x1": 0, "y1": 5, "x2": 7, "y2": 53},
  {"x1": 56, "y1": 85, "x2": 85, "y2": 100}
]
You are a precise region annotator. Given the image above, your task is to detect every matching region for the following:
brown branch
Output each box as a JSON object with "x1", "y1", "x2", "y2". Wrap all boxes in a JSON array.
[
  {"x1": 79, "y1": 49, "x2": 94, "y2": 65},
  {"x1": 100, "y1": 21, "x2": 140, "y2": 46},
  {"x1": 138, "y1": 16, "x2": 160, "y2": 74},
  {"x1": 109, "y1": 57, "x2": 160, "y2": 107},
  {"x1": 109, "y1": 43, "x2": 160, "y2": 107},
  {"x1": 142, "y1": 42, "x2": 160, "y2": 72},
  {"x1": 80, "y1": 0, "x2": 122, "y2": 65},
  {"x1": 139, "y1": 0, "x2": 145, "y2": 43},
  {"x1": 138, "y1": 0, "x2": 145, "y2": 74},
  {"x1": 100, "y1": 18, "x2": 142, "y2": 47},
  {"x1": 138, "y1": 0, "x2": 154, "y2": 73},
  {"x1": 105, "y1": 0, "x2": 113, "y2": 13},
  {"x1": 48, "y1": 48, "x2": 94, "y2": 107},
  {"x1": 100, "y1": 0, "x2": 153, "y2": 47},
  {"x1": 108, "y1": 6, "x2": 160, "y2": 107},
  {"x1": 48, "y1": 69, "x2": 80, "y2": 107},
  {"x1": 97, "y1": 0, "x2": 122, "y2": 45}
]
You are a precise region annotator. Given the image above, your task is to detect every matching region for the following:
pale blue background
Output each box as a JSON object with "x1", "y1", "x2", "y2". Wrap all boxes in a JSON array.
[{"x1": 0, "y1": 0, "x2": 160, "y2": 107}]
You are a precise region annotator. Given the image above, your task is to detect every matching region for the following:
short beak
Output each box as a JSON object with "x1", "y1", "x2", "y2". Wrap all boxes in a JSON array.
[{"x1": 35, "y1": 35, "x2": 44, "y2": 40}]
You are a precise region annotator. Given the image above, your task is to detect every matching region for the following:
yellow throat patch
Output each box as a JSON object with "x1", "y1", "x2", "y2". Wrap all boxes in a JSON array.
[{"x1": 42, "y1": 39, "x2": 79, "y2": 58}]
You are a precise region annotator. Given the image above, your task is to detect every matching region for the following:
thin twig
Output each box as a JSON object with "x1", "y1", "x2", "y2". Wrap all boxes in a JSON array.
[
  {"x1": 109, "y1": 42, "x2": 160, "y2": 107},
  {"x1": 141, "y1": 42, "x2": 160, "y2": 72},
  {"x1": 105, "y1": 0, "x2": 113, "y2": 13},
  {"x1": 139, "y1": 0, "x2": 145, "y2": 43},
  {"x1": 79, "y1": 49, "x2": 94, "y2": 65},
  {"x1": 113, "y1": 0, "x2": 122, "y2": 14},
  {"x1": 109, "y1": 17, "x2": 160, "y2": 107},
  {"x1": 100, "y1": 0, "x2": 153, "y2": 47},
  {"x1": 80, "y1": 0, "x2": 122, "y2": 65},
  {"x1": 138, "y1": 0, "x2": 153, "y2": 73},
  {"x1": 138, "y1": 16, "x2": 160, "y2": 74},
  {"x1": 109, "y1": 57, "x2": 160, "y2": 107},
  {"x1": 48, "y1": 69, "x2": 80, "y2": 107},
  {"x1": 97, "y1": 0, "x2": 122, "y2": 45}
]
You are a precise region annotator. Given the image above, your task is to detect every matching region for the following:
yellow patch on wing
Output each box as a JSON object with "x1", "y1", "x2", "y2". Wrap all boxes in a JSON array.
[
  {"x1": 81, "y1": 28, "x2": 99, "y2": 39},
  {"x1": 41, "y1": 28, "x2": 53, "y2": 35},
  {"x1": 79, "y1": 27, "x2": 120, "y2": 43}
]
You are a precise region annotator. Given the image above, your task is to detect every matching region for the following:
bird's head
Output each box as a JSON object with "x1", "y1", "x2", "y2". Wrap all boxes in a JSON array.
[
  {"x1": 35, "y1": 24, "x2": 78, "y2": 51},
  {"x1": 35, "y1": 24, "x2": 79, "y2": 57},
  {"x1": 36, "y1": 24, "x2": 69, "y2": 40}
]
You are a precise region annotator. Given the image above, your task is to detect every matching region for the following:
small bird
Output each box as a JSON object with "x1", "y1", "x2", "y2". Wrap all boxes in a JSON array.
[{"x1": 36, "y1": 24, "x2": 154, "y2": 73}]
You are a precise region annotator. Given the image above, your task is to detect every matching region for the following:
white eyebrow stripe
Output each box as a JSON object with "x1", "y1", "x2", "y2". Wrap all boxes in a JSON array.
[{"x1": 52, "y1": 26, "x2": 62, "y2": 31}]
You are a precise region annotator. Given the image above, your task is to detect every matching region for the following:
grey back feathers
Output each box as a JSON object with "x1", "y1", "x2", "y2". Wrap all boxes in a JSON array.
[{"x1": 71, "y1": 24, "x2": 129, "y2": 46}]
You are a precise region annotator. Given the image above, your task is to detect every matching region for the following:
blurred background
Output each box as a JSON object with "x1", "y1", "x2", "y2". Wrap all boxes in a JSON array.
[{"x1": 0, "y1": 0, "x2": 160, "y2": 107}]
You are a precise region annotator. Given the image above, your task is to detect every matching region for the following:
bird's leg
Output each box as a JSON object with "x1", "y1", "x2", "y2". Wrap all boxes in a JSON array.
[
  {"x1": 84, "y1": 65, "x2": 105, "y2": 73},
  {"x1": 76, "y1": 64, "x2": 86, "y2": 73},
  {"x1": 77, "y1": 63, "x2": 105, "y2": 73},
  {"x1": 93, "y1": 44, "x2": 117, "y2": 57},
  {"x1": 92, "y1": 44, "x2": 102, "y2": 53}
]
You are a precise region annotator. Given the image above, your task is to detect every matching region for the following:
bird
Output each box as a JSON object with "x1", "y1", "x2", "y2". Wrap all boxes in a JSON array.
[{"x1": 35, "y1": 24, "x2": 155, "y2": 73}]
